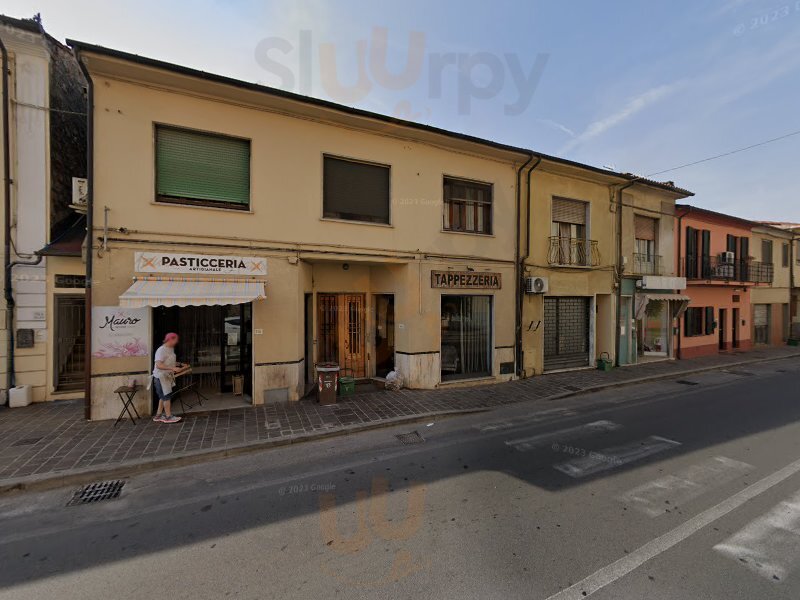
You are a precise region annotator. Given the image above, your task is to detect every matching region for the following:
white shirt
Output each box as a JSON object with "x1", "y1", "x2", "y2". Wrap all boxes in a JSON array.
[{"x1": 153, "y1": 344, "x2": 177, "y2": 394}]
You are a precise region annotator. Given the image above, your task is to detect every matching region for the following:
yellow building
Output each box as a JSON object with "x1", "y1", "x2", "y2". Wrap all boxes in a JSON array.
[
  {"x1": 72, "y1": 41, "x2": 532, "y2": 420},
  {"x1": 749, "y1": 224, "x2": 793, "y2": 345},
  {"x1": 519, "y1": 168, "x2": 691, "y2": 375}
]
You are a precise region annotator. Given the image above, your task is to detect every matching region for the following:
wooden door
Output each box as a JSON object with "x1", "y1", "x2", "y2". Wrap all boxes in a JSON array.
[{"x1": 317, "y1": 293, "x2": 366, "y2": 377}]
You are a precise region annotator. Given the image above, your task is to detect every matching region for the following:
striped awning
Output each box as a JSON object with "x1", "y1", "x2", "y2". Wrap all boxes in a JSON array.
[{"x1": 119, "y1": 277, "x2": 266, "y2": 308}]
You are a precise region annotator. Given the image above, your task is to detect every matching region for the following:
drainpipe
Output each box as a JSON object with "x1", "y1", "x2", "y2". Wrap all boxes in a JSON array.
[
  {"x1": 1, "y1": 36, "x2": 13, "y2": 395},
  {"x1": 514, "y1": 153, "x2": 535, "y2": 378},
  {"x1": 516, "y1": 157, "x2": 542, "y2": 377},
  {"x1": 75, "y1": 50, "x2": 93, "y2": 420},
  {"x1": 613, "y1": 181, "x2": 636, "y2": 367}
]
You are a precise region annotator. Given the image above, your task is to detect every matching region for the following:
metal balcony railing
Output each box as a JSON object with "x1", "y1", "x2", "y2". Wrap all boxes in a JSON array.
[
  {"x1": 548, "y1": 237, "x2": 601, "y2": 267},
  {"x1": 682, "y1": 256, "x2": 774, "y2": 283},
  {"x1": 632, "y1": 253, "x2": 663, "y2": 276}
]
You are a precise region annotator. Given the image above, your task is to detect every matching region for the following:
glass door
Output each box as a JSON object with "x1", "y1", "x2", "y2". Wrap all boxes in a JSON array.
[
  {"x1": 642, "y1": 300, "x2": 669, "y2": 357},
  {"x1": 222, "y1": 303, "x2": 252, "y2": 394}
]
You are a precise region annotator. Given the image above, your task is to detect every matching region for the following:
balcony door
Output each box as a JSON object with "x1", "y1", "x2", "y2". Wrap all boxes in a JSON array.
[{"x1": 551, "y1": 197, "x2": 588, "y2": 266}]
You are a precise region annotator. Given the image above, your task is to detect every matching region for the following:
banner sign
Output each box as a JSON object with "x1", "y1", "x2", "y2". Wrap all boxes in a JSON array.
[
  {"x1": 92, "y1": 307, "x2": 150, "y2": 359},
  {"x1": 135, "y1": 252, "x2": 267, "y2": 276},
  {"x1": 431, "y1": 271, "x2": 502, "y2": 290}
]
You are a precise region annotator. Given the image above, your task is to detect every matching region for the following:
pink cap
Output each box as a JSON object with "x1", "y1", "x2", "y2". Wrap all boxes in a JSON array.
[{"x1": 163, "y1": 332, "x2": 179, "y2": 343}]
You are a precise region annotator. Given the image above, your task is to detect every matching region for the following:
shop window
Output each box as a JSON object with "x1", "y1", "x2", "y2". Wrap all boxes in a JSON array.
[
  {"x1": 684, "y1": 307, "x2": 708, "y2": 337},
  {"x1": 155, "y1": 125, "x2": 251, "y2": 210},
  {"x1": 443, "y1": 177, "x2": 493, "y2": 234},
  {"x1": 323, "y1": 155, "x2": 390, "y2": 224},
  {"x1": 441, "y1": 295, "x2": 492, "y2": 381}
]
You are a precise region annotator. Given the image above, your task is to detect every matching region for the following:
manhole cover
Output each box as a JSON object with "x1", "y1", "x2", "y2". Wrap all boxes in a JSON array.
[
  {"x1": 12, "y1": 437, "x2": 42, "y2": 447},
  {"x1": 67, "y1": 480, "x2": 125, "y2": 506},
  {"x1": 676, "y1": 380, "x2": 700, "y2": 386},
  {"x1": 396, "y1": 431, "x2": 425, "y2": 445}
]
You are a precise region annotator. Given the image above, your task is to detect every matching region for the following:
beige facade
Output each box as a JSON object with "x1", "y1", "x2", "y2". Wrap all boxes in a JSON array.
[
  {"x1": 750, "y1": 225, "x2": 792, "y2": 345},
  {"x1": 77, "y1": 45, "x2": 523, "y2": 420}
]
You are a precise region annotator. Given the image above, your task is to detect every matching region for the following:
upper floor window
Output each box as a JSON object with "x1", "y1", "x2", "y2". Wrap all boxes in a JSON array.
[
  {"x1": 634, "y1": 215, "x2": 660, "y2": 275},
  {"x1": 155, "y1": 125, "x2": 250, "y2": 210},
  {"x1": 323, "y1": 155, "x2": 390, "y2": 224},
  {"x1": 761, "y1": 239, "x2": 773, "y2": 264},
  {"x1": 443, "y1": 177, "x2": 493, "y2": 234},
  {"x1": 784, "y1": 243, "x2": 790, "y2": 268},
  {"x1": 548, "y1": 197, "x2": 598, "y2": 266}
]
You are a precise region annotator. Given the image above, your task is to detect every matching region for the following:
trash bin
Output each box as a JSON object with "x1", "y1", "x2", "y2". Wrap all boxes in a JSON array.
[
  {"x1": 338, "y1": 368, "x2": 356, "y2": 397},
  {"x1": 596, "y1": 352, "x2": 613, "y2": 372},
  {"x1": 315, "y1": 363, "x2": 340, "y2": 405}
]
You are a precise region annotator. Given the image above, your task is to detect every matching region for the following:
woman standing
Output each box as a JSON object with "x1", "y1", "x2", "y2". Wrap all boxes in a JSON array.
[{"x1": 152, "y1": 332, "x2": 183, "y2": 423}]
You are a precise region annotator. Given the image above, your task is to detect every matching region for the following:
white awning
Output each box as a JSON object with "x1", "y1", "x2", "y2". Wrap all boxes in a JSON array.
[
  {"x1": 119, "y1": 277, "x2": 266, "y2": 308},
  {"x1": 635, "y1": 293, "x2": 691, "y2": 320}
]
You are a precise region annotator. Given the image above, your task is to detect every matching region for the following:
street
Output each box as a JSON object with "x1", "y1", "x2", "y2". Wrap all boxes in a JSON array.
[{"x1": 1, "y1": 357, "x2": 799, "y2": 599}]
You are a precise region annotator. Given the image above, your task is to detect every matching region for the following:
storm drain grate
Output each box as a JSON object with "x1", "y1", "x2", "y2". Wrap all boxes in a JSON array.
[
  {"x1": 676, "y1": 380, "x2": 700, "y2": 386},
  {"x1": 67, "y1": 480, "x2": 125, "y2": 506},
  {"x1": 396, "y1": 431, "x2": 425, "y2": 445},
  {"x1": 11, "y1": 437, "x2": 42, "y2": 447}
]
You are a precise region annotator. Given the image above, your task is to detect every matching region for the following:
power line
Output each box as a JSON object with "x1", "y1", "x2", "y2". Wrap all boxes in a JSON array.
[{"x1": 644, "y1": 128, "x2": 800, "y2": 178}]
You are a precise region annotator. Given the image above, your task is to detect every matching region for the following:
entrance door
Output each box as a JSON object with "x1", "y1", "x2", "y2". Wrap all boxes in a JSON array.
[
  {"x1": 544, "y1": 297, "x2": 590, "y2": 371},
  {"x1": 373, "y1": 294, "x2": 395, "y2": 378},
  {"x1": 753, "y1": 304, "x2": 770, "y2": 345},
  {"x1": 54, "y1": 295, "x2": 86, "y2": 391},
  {"x1": 317, "y1": 293, "x2": 366, "y2": 377},
  {"x1": 719, "y1": 308, "x2": 727, "y2": 350},
  {"x1": 732, "y1": 308, "x2": 740, "y2": 348}
]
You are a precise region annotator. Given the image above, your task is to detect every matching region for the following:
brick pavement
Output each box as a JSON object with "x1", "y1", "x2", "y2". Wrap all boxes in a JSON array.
[{"x1": 1, "y1": 346, "x2": 798, "y2": 487}]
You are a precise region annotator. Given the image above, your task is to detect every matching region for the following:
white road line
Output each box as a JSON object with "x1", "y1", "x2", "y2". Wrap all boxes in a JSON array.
[
  {"x1": 714, "y1": 489, "x2": 800, "y2": 582},
  {"x1": 554, "y1": 436, "x2": 681, "y2": 479},
  {"x1": 475, "y1": 408, "x2": 577, "y2": 432},
  {"x1": 504, "y1": 420, "x2": 620, "y2": 452},
  {"x1": 619, "y1": 456, "x2": 754, "y2": 517},
  {"x1": 544, "y1": 457, "x2": 800, "y2": 600}
]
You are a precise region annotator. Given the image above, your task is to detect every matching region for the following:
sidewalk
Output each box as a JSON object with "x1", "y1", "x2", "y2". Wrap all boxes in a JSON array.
[{"x1": 1, "y1": 346, "x2": 798, "y2": 492}]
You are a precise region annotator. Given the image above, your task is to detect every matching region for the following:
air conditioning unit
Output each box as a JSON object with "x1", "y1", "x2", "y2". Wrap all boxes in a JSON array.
[
  {"x1": 720, "y1": 251, "x2": 735, "y2": 264},
  {"x1": 525, "y1": 276, "x2": 549, "y2": 294},
  {"x1": 71, "y1": 177, "x2": 88, "y2": 212}
]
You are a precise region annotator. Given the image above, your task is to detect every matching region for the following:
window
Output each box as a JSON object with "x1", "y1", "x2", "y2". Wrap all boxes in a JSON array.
[
  {"x1": 443, "y1": 177, "x2": 493, "y2": 234},
  {"x1": 782, "y1": 243, "x2": 790, "y2": 268},
  {"x1": 441, "y1": 295, "x2": 492, "y2": 381},
  {"x1": 684, "y1": 306, "x2": 709, "y2": 337},
  {"x1": 323, "y1": 155, "x2": 390, "y2": 224},
  {"x1": 155, "y1": 125, "x2": 250, "y2": 210},
  {"x1": 762, "y1": 239, "x2": 773, "y2": 264},
  {"x1": 551, "y1": 198, "x2": 588, "y2": 265},
  {"x1": 634, "y1": 215, "x2": 658, "y2": 274}
]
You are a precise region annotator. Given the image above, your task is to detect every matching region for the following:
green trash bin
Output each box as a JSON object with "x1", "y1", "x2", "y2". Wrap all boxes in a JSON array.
[
  {"x1": 596, "y1": 352, "x2": 613, "y2": 372},
  {"x1": 338, "y1": 369, "x2": 356, "y2": 396}
]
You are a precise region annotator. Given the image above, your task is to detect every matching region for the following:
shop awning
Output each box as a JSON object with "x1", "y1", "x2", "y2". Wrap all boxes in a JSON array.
[
  {"x1": 119, "y1": 277, "x2": 266, "y2": 308},
  {"x1": 635, "y1": 293, "x2": 691, "y2": 320}
]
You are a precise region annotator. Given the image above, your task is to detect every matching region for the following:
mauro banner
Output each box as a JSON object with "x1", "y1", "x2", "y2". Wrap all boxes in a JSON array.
[{"x1": 91, "y1": 307, "x2": 150, "y2": 359}]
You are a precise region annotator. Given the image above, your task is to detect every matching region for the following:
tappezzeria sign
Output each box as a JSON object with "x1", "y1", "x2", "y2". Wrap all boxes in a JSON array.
[
  {"x1": 135, "y1": 252, "x2": 267, "y2": 275},
  {"x1": 431, "y1": 270, "x2": 502, "y2": 290}
]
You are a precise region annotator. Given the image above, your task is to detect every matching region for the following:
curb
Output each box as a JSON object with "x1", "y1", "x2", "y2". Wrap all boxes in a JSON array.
[
  {"x1": 0, "y1": 408, "x2": 488, "y2": 496},
  {"x1": 1, "y1": 351, "x2": 797, "y2": 496}
]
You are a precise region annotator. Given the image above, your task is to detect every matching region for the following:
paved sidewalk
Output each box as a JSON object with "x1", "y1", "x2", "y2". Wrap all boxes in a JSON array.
[{"x1": 1, "y1": 346, "x2": 798, "y2": 491}]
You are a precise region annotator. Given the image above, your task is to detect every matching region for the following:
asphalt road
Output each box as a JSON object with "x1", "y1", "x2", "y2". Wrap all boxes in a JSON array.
[{"x1": 1, "y1": 357, "x2": 799, "y2": 599}]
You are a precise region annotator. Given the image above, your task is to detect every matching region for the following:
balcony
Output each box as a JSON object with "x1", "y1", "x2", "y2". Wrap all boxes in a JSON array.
[
  {"x1": 632, "y1": 253, "x2": 663, "y2": 276},
  {"x1": 682, "y1": 256, "x2": 774, "y2": 284},
  {"x1": 548, "y1": 237, "x2": 601, "y2": 267}
]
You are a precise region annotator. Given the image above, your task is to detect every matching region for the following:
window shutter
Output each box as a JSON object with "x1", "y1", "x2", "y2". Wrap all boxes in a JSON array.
[
  {"x1": 156, "y1": 126, "x2": 250, "y2": 205},
  {"x1": 634, "y1": 215, "x2": 656, "y2": 241},
  {"x1": 323, "y1": 156, "x2": 390, "y2": 224},
  {"x1": 705, "y1": 307, "x2": 715, "y2": 335},
  {"x1": 552, "y1": 198, "x2": 587, "y2": 225}
]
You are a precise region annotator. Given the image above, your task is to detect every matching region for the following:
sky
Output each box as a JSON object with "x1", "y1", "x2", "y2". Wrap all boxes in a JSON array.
[{"x1": 5, "y1": 0, "x2": 800, "y2": 221}]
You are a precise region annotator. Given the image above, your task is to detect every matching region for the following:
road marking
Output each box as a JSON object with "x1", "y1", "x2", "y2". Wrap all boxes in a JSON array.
[
  {"x1": 554, "y1": 436, "x2": 681, "y2": 479},
  {"x1": 714, "y1": 489, "x2": 800, "y2": 582},
  {"x1": 504, "y1": 420, "x2": 620, "y2": 452},
  {"x1": 476, "y1": 408, "x2": 577, "y2": 432},
  {"x1": 618, "y1": 456, "x2": 754, "y2": 517},
  {"x1": 544, "y1": 457, "x2": 800, "y2": 600}
]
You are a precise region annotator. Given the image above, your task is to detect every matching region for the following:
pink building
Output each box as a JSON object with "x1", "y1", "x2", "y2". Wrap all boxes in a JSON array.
[{"x1": 675, "y1": 206, "x2": 773, "y2": 358}]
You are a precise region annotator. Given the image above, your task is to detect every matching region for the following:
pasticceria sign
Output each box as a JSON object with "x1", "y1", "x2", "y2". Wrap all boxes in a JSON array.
[
  {"x1": 135, "y1": 252, "x2": 267, "y2": 275},
  {"x1": 431, "y1": 270, "x2": 502, "y2": 290}
]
